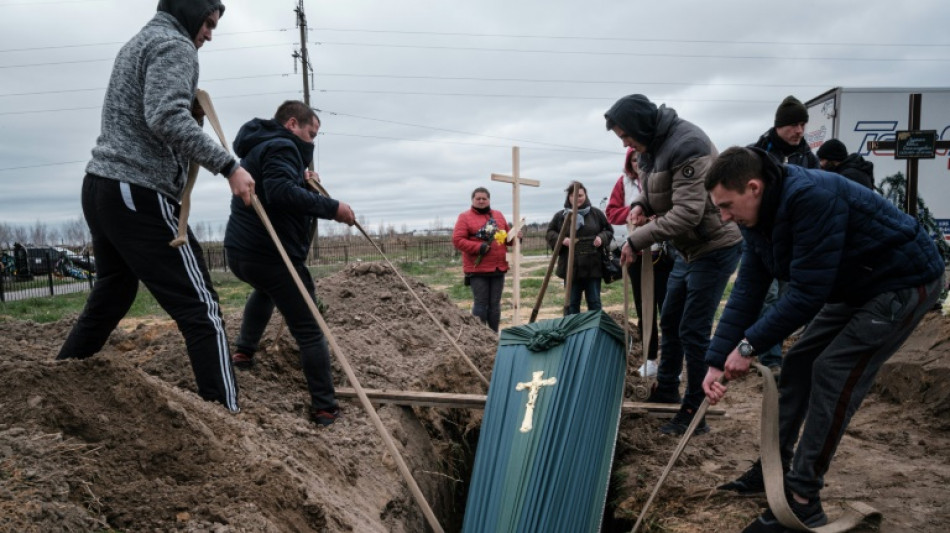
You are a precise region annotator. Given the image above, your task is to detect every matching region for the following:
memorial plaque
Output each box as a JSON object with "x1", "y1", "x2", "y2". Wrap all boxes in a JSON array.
[{"x1": 895, "y1": 130, "x2": 937, "y2": 159}]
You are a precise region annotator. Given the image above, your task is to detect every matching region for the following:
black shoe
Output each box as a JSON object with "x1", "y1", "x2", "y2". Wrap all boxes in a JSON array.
[
  {"x1": 645, "y1": 382, "x2": 681, "y2": 405},
  {"x1": 741, "y1": 493, "x2": 828, "y2": 532},
  {"x1": 659, "y1": 405, "x2": 709, "y2": 436},
  {"x1": 232, "y1": 351, "x2": 254, "y2": 369},
  {"x1": 310, "y1": 406, "x2": 342, "y2": 427},
  {"x1": 719, "y1": 459, "x2": 765, "y2": 494}
]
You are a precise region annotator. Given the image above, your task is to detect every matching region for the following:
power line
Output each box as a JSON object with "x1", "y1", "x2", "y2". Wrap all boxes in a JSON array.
[
  {"x1": 322, "y1": 132, "x2": 612, "y2": 154},
  {"x1": 0, "y1": 160, "x2": 85, "y2": 172},
  {"x1": 311, "y1": 27, "x2": 950, "y2": 49},
  {"x1": 315, "y1": 72, "x2": 829, "y2": 89},
  {"x1": 316, "y1": 108, "x2": 613, "y2": 153},
  {"x1": 0, "y1": 74, "x2": 294, "y2": 98},
  {"x1": 315, "y1": 41, "x2": 950, "y2": 63},
  {"x1": 0, "y1": 30, "x2": 292, "y2": 54},
  {"x1": 313, "y1": 88, "x2": 780, "y2": 103}
]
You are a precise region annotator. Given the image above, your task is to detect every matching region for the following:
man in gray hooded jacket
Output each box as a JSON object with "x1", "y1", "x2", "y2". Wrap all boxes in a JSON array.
[
  {"x1": 56, "y1": 0, "x2": 254, "y2": 413},
  {"x1": 606, "y1": 94, "x2": 742, "y2": 435}
]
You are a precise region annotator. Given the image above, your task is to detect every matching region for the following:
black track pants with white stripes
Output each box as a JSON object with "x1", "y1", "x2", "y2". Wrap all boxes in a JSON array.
[{"x1": 57, "y1": 174, "x2": 239, "y2": 412}]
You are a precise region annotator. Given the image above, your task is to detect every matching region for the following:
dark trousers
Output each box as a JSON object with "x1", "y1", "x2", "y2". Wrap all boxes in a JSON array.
[
  {"x1": 58, "y1": 175, "x2": 239, "y2": 412},
  {"x1": 657, "y1": 244, "x2": 740, "y2": 410},
  {"x1": 227, "y1": 250, "x2": 336, "y2": 410},
  {"x1": 470, "y1": 273, "x2": 505, "y2": 332},
  {"x1": 780, "y1": 276, "x2": 943, "y2": 499},
  {"x1": 628, "y1": 249, "x2": 674, "y2": 360},
  {"x1": 566, "y1": 277, "x2": 602, "y2": 315}
]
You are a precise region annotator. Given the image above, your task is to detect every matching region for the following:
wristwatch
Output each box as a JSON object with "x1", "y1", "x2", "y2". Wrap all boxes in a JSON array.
[{"x1": 737, "y1": 339, "x2": 756, "y2": 359}]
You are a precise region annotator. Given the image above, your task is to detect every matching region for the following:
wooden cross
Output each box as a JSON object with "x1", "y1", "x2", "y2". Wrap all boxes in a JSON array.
[
  {"x1": 515, "y1": 370, "x2": 557, "y2": 433},
  {"x1": 492, "y1": 146, "x2": 540, "y2": 326},
  {"x1": 864, "y1": 93, "x2": 950, "y2": 218}
]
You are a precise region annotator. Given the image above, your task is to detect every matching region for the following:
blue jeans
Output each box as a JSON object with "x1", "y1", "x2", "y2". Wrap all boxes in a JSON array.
[
  {"x1": 565, "y1": 277, "x2": 602, "y2": 315},
  {"x1": 657, "y1": 244, "x2": 741, "y2": 410}
]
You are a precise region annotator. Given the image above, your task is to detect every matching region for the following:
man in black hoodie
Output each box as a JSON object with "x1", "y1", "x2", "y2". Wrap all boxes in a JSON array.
[
  {"x1": 224, "y1": 100, "x2": 355, "y2": 426},
  {"x1": 816, "y1": 138, "x2": 875, "y2": 189}
]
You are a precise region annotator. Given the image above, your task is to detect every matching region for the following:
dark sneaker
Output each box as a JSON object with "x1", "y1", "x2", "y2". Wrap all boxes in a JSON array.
[
  {"x1": 741, "y1": 493, "x2": 828, "y2": 532},
  {"x1": 719, "y1": 459, "x2": 791, "y2": 495},
  {"x1": 310, "y1": 406, "x2": 342, "y2": 427},
  {"x1": 645, "y1": 382, "x2": 682, "y2": 405},
  {"x1": 659, "y1": 405, "x2": 709, "y2": 436},
  {"x1": 232, "y1": 351, "x2": 254, "y2": 369},
  {"x1": 719, "y1": 459, "x2": 766, "y2": 494}
]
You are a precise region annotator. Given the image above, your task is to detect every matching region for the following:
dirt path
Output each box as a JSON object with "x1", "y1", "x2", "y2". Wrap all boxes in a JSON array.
[{"x1": 0, "y1": 263, "x2": 947, "y2": 532}]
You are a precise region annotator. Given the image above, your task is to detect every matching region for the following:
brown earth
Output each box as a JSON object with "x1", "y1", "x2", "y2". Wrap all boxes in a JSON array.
[{"x1": 0, "y1": 263, "x2": 948, "y2": 532}]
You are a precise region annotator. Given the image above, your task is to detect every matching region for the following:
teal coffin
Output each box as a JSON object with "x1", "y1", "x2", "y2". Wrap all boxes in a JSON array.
[{"x1": 463, "y1": 310, "x2": 627, "y2": 533}]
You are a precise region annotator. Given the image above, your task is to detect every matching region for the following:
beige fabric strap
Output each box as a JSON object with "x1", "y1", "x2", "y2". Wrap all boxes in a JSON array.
[
  {"x1": 639, "y1": 242, "x2": 654, "y2": 363},
  {"x1": 754, "y1": 363, "x2": 881, "y2": 532}
]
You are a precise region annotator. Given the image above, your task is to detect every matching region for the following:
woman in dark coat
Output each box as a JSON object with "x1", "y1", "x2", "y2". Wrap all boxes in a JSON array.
[{"x1": 546, "y1": 181, "x2": 613, "y2": 315}]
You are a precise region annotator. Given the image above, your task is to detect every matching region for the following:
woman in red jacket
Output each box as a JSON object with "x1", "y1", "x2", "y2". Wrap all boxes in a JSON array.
[
  {"x1": 605, "y1": 148, "x2": 674, "y2": 377},
  {"x1": 452, "y1": 187, "x2": 513, "y2": 332}
]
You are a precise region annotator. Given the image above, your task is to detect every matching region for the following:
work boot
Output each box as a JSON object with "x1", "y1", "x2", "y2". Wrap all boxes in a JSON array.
[
  {"x1": 232, "y1": 351, "x2": 254, "y2": 369},
  {"x1": 741, "y1": 491, "x2": 828, "y2": 532},
  {"x1": 659, "y1": 405, "x2": 709, "y2": 436}
]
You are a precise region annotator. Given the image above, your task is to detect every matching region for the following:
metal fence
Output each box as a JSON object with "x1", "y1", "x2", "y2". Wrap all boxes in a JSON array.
[
  {"x1": 0, "y1": 233, "x2": 551, "y2": 303},
  {"x1": 0, "y1": 250, "x2": 95, "y2": 303}
]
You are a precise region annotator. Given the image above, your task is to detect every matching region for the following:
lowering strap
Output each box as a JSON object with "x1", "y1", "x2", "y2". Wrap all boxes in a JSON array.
[{"x1": 756, "y1": 362, "x2": 881, "y2": 532}]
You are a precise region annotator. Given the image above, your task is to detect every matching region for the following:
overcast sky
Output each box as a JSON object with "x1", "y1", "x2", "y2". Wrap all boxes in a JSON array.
[{"x1": 1, "y1": 0, "x2": 949, "y2": 240}]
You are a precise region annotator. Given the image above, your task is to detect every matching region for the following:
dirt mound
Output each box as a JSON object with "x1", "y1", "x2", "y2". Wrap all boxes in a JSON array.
[
  {"x1": 0, "y1": 263, "x2": 495, "y2": 532},
  {"x1": 1, "y1": 266, "x2": 949, "y2": 532}
]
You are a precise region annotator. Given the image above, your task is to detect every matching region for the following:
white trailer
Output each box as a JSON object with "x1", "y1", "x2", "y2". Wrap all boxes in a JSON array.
[{"x1": 804, "y1": 87, "x2": 950, "y2": 229}]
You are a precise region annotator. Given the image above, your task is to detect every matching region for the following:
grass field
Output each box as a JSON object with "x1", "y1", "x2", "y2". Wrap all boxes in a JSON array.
[{"x1": 0, "y1": 253, "x2": 733, "y2": 327}]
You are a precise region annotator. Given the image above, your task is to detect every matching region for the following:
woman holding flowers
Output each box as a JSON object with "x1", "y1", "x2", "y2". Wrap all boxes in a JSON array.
[
  {"x1": 546, "y1": 181, "x2": 613, "y2": 315},
  {"x1": 452, "y1": 187, "x2": 514, "y2": 332}
]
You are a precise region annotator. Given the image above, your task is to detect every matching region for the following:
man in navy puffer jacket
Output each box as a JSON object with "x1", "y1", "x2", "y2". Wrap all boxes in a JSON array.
[{"x1": 702, "y1": 146, "x2": 944, "y2": 533}]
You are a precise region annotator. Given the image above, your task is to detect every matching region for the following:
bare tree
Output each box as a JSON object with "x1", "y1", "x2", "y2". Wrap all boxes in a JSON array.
[{"x1": 29, "y1": 220, "x2": 49, "y2": 245}]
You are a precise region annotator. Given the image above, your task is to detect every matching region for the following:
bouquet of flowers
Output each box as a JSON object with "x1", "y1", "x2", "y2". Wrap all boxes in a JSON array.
[{"x1": 474, "y1": 219, "x2": 505, "y2": 265}]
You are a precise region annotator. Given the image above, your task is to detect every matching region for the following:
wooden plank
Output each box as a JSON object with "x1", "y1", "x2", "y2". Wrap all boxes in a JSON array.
[{"x1": 334, "y1": 388, "x2": 725, "y2": 418}]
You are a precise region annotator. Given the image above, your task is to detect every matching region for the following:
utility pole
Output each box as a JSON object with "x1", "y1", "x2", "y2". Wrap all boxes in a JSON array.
[{"x1": 293, "y1": 0, "x2": 320, "y2": 260}]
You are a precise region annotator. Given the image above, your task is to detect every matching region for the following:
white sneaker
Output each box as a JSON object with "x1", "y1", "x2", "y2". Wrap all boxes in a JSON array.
[{"x1": 638, "y1": 359, "x2": 658, "y2": 378}]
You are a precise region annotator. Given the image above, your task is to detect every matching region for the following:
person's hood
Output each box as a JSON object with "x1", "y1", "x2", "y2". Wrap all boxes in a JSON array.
[
  {"x1": 839, "y1": 153, "x2": 874, "y2": 175},
  {"x1": 604, "y1": 94, "x2": 658, "y2": 146},
  {"x1": 233, "y1": 118, "x2": 314, "y2": 165},
  {"x1": 749, "y1": 146, "x2": 787, "y2": 234},
  {"x1": 157, "y1": 0, "x2": 225, "y2": 41}
]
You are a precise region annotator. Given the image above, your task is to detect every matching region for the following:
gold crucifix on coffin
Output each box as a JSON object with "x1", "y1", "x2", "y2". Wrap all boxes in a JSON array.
[{"x1": 515, "y1": 370, "x2": 557, "y2": 433}]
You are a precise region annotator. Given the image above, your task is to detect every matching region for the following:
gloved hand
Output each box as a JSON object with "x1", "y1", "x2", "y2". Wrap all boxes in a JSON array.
[{"x1": 479, "y1": 242, "x2": 490, "y2": 255}]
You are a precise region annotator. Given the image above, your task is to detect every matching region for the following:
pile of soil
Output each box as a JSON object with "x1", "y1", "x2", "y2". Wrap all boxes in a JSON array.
[{"x1": 1, "y1": 263, "x2": 948, "y2": 532}]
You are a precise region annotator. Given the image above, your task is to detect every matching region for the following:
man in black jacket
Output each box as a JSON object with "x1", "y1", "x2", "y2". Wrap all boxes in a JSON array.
[
  {"x1": 816, "y1": 138, "x2": 875, "y2": 189},
  {"x1": 753, "y1": 96, "x2": 819, "y2": 168},
  {"x1": 224, "y1": 100, "x2": 355, "y2": 426}
]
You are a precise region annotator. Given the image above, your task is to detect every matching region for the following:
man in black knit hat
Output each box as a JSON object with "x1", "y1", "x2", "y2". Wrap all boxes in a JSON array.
[
  {"x1": 753, "y1": 96, "x2": 819, "y2": 168},
  {"x1": 816, "y1": 138, "x2": 875, "y2": 189},
  {"x1": 740, "y1": 96, "x2": 821, "y2": 378}
]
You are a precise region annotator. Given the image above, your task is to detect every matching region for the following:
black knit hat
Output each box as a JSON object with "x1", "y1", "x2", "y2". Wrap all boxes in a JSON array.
[
  {"x1": 774, "y1": 96, "x2": 809, "y2": 128},
  {"x1": 816, "y1": 139, "x2": 849, "y2": 162}
]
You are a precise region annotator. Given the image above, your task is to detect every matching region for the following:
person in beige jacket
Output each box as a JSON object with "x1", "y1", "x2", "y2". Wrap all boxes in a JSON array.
[{"x1": 605, "y1": 94, "x2": 741, "y2": 435}]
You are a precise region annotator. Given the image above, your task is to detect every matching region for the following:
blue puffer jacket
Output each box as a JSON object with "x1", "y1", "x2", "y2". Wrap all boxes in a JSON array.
[{"x1": 706, "y1": 150, "x2": 944, "y2": 369}]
